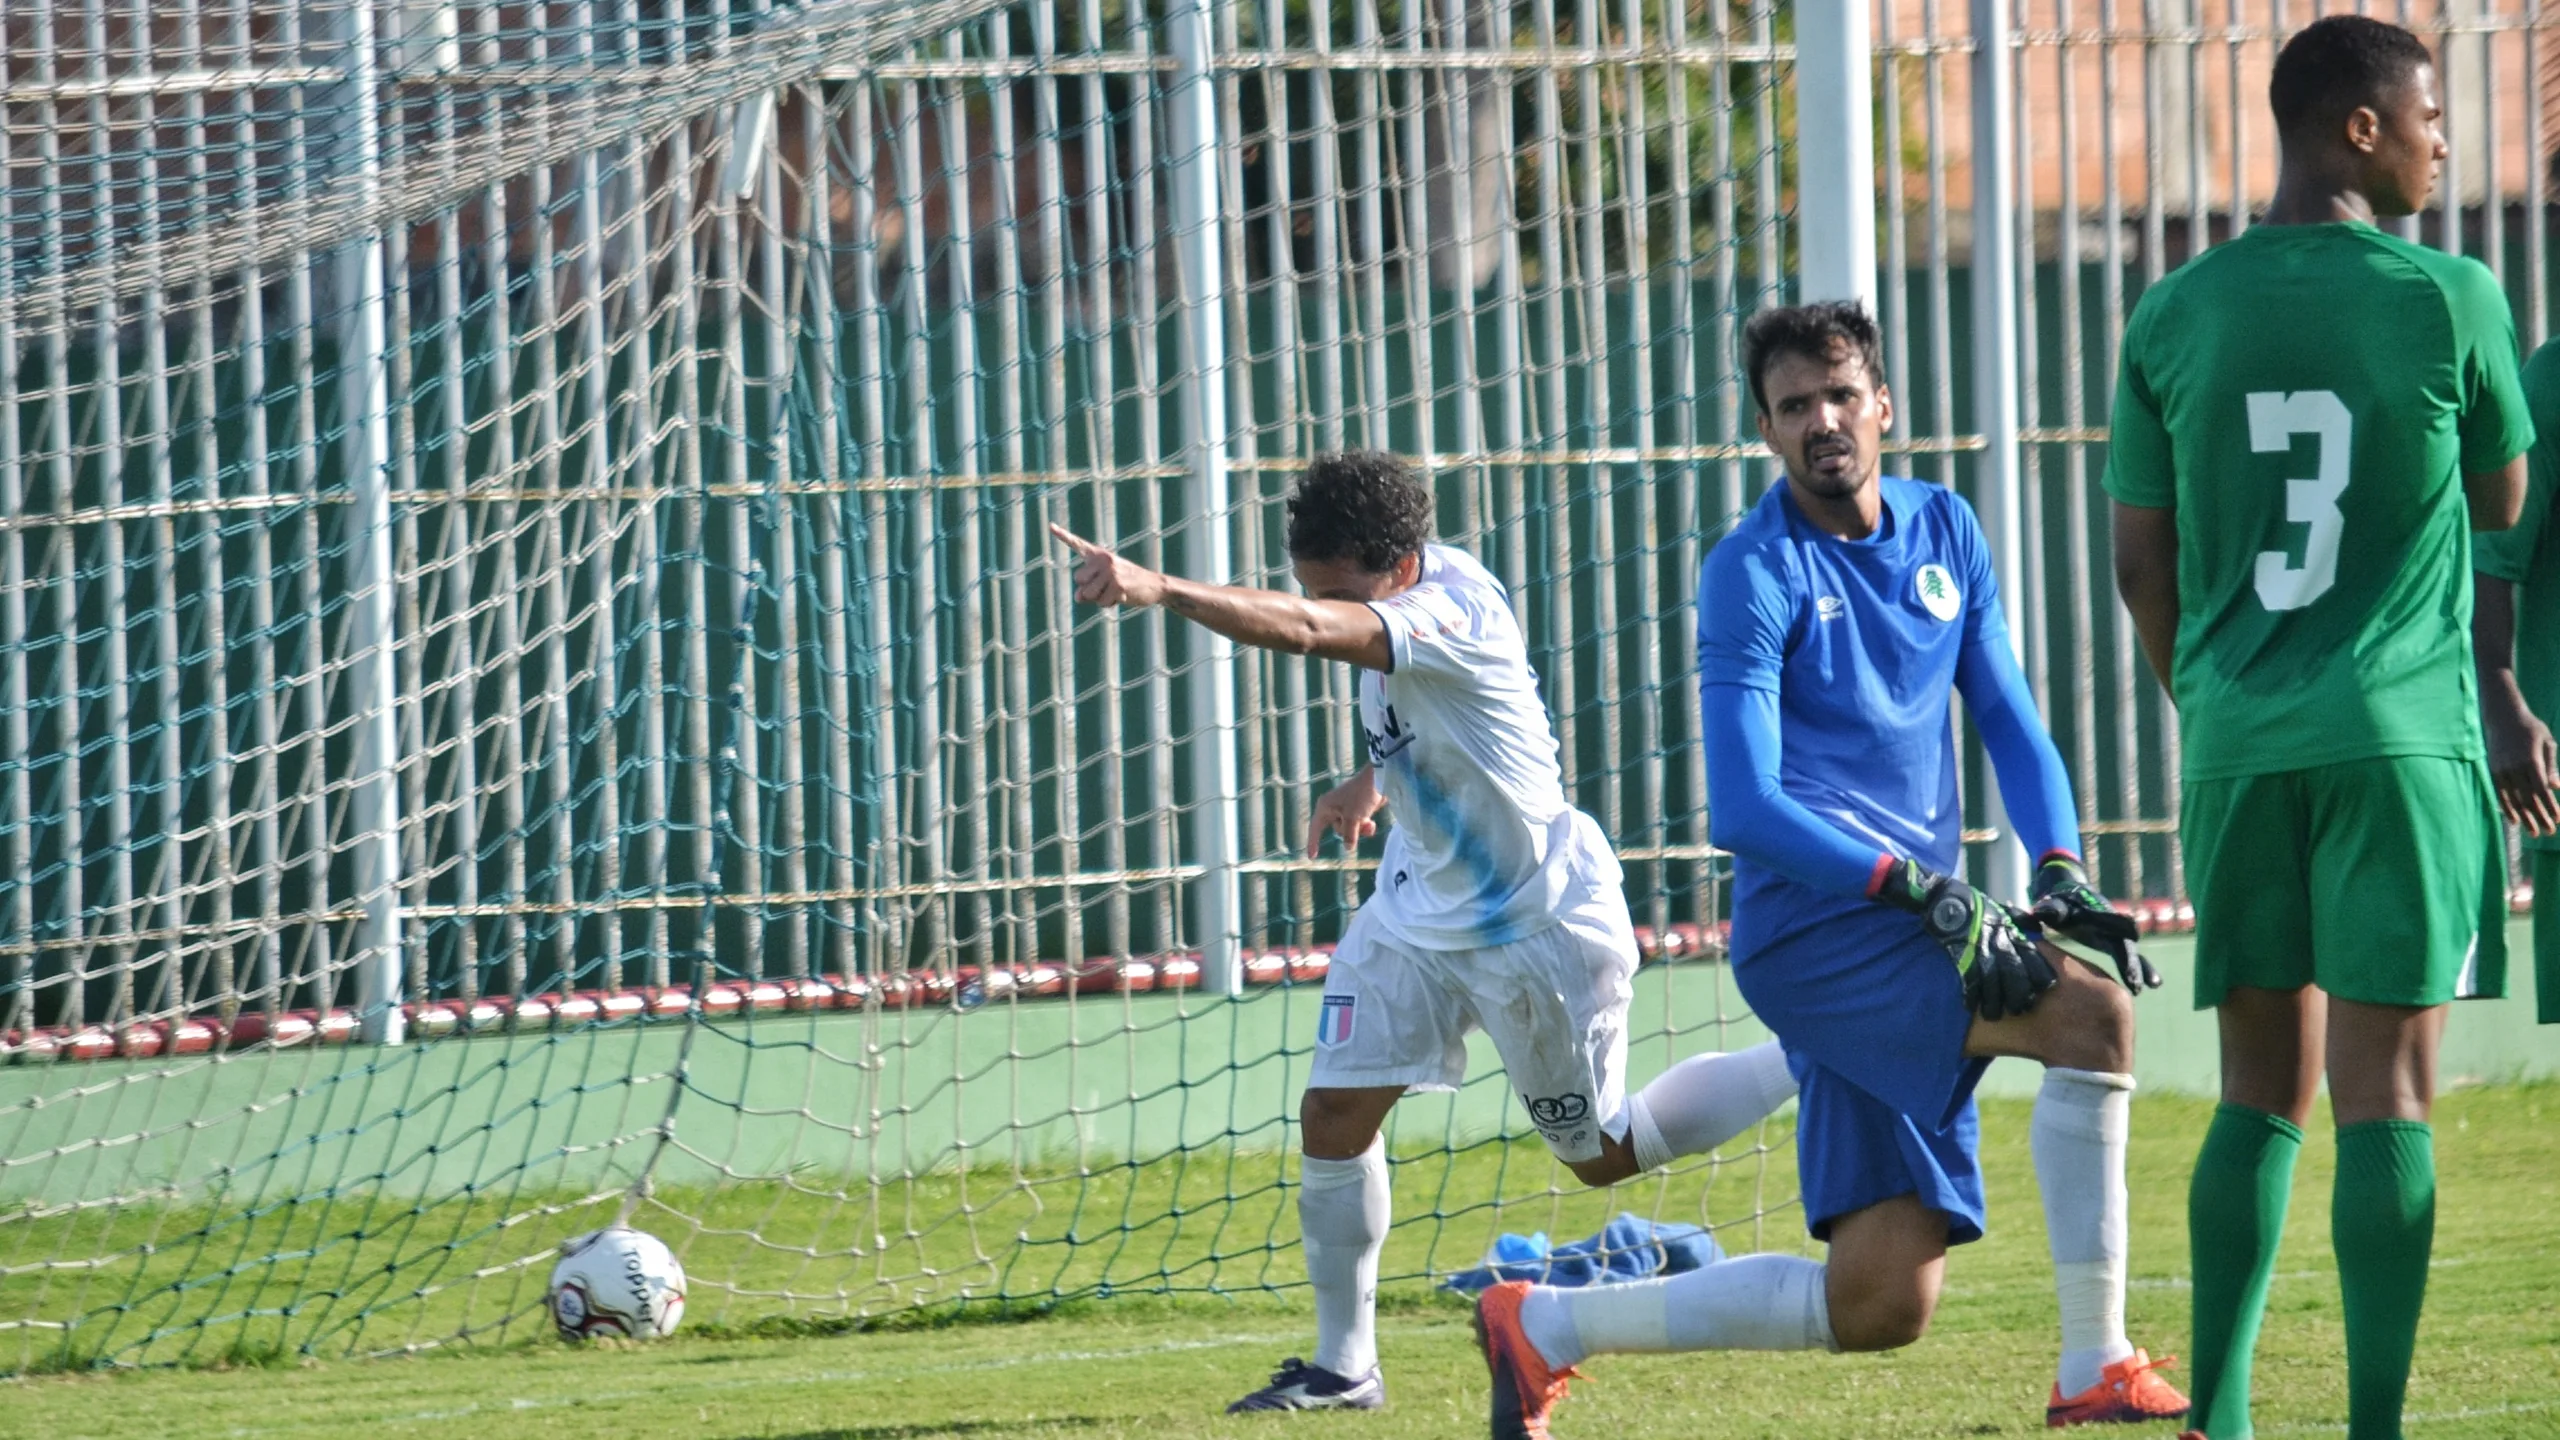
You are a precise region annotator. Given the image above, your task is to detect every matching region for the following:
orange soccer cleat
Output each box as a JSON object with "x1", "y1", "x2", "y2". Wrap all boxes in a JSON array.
[
  {"x1": 1472, "y1": 1281, "x2": 1579, "y2": 1440},
  {"x1": 2046, "y1": 1349, "x2": 2192, "y2": 1427}
]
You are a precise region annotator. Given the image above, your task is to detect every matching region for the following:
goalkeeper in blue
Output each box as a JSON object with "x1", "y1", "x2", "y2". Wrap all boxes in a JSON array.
[
  {"x1": 1050, "y1": 450, "x2": 1799, "y2": 1416},
  {"x1": 1470, "y1": 302, "x2": 2188, "y2": 1437}
]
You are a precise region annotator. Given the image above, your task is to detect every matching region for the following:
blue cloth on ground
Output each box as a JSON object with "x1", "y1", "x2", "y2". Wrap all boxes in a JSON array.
[{"x1": 1438, "y1": 1212, "x2": 1726, "y2": 1293}]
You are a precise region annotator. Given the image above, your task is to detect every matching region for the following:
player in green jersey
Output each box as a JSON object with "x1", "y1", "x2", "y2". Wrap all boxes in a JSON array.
[
  {"x1": 2472, "y1": 338, "x2": 2560, "y2": 1026},
  {"x1": 2104, "y1": 17, "x2": 2534, "y2": 1440}
]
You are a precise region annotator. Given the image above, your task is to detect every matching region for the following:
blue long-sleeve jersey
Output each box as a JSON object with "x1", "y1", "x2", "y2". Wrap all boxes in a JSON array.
[{"x1": 1697, "y1": 476, "x2": 2081, "y2": 955}]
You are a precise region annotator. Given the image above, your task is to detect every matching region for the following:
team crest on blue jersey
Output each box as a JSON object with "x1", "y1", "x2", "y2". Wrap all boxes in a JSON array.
[
  {"x1": 1914, "y1": 563, "x2": 1962, "y2": 621},
  {"x1": 1316, "y1": 995, "x2": 1357, "y2": 1047}
]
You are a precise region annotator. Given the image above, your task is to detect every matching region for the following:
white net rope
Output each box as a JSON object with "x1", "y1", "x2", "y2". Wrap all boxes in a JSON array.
[{"x1": 4, "y1": 0, "x2": 2549, "y2": 1375}]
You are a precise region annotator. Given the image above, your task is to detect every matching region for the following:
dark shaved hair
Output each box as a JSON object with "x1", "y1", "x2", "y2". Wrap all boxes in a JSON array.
[
  {"x1": 1740, "y1": 301, "x2": 1887, "y2": 415},
  {"x1": 1285, "y1": 450, "x2": 1434, "y2": 573},
  {"x1": 2269, "y1": 16, "x2": 2434, "y2": 142}
]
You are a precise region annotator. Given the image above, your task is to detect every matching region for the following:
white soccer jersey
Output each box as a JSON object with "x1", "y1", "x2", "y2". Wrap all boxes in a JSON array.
[{"x1": 1357, "y1": 544, "x2": 1622, "y2": 950}]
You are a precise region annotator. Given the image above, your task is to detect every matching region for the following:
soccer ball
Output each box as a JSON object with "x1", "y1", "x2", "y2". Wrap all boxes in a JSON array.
[{"x1": 548, "y1": 1226, "x2": 687, "y2": 1342}]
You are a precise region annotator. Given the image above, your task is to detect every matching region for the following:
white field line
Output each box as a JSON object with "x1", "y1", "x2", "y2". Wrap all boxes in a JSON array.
[
  {"x1": 1939, "y1": 1254, "x2": 2477, "y2": 1297},
  {"x1": 2264, "y1": 1398, "x2": 2560, "y2": 1434},
  {"x1": 2125, "y1": 1254, "x2": 2476, "y2": 1290}
]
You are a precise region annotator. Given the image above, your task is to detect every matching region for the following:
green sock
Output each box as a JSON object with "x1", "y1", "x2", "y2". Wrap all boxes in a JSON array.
[
  {"x1": 2188, "y1": 1103, "x2": 2303, "y2": 1440},
  {"x1": 2334, "y1": 1120, "x2": 2436, "y2": 1440}
]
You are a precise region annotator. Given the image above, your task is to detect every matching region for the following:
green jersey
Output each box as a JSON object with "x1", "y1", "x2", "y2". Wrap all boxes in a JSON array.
[
  {"x1": 2104, "y1": 221, "x2": 2535, "y2": 781},
  {"x1": 2471, "y1": 340, "x2": 2560, "y2": 851}
]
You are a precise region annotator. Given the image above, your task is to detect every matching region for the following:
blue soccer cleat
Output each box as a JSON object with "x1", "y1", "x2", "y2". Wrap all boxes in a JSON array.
[{"x1": 1226, "y1": 1357, "x2": 1387, "y2": 1413}]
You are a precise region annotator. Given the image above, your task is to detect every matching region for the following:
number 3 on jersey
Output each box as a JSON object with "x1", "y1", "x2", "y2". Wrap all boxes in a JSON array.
[{"x1": 2247, "y1": 389, "x2": 2351, "y2": 611}]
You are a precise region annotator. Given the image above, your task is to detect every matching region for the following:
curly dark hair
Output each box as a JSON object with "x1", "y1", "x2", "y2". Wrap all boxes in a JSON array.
[
  {"x1": 2270, "y1": 16, "x2": 2432, "y2": 141},
  {"x1": 1739, "y1": 301, "x2": 1886, "y2": 415},
  {"x1": 1285, "y1": 450, "x2": 1434, "y2": 572}
]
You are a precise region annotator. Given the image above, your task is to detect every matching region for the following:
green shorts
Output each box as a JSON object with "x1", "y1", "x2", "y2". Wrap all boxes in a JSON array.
[
  {"x1": 2536, "y1": 851, "x2": 2560, "y2": 1025},
  {"x1": 2183, "y1": 755, "x2": 2506, "y2": 1009}
]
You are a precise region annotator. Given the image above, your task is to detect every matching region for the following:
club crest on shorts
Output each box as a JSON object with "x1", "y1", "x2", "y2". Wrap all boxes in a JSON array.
[
  {"x1": 1316, "y1": 994, "x2": 1356, "y2": 1048},
  {"x1": 1914, "y1": 563, "x2": 1962, "y2": 621},
  {"x1": 1525, "y1": 1093, "x2": 1590, "y2": 1129}
]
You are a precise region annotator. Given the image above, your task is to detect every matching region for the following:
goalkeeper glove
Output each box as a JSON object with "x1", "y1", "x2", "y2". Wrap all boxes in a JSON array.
[
  {"x1": 2027, "y1": 853, "x2": 2161, "y2": 994},
  {"x1": 1874, "y1": 858, "x2": 2057, "y2": 1022}
]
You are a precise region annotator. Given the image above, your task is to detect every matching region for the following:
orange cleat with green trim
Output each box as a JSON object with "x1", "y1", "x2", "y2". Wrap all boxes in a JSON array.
[
  {"x1": 2046, "y1": 1349, "x2": 2192, "y2": 1427},
  {"x1": 1472, "y1": 1281, "x2": 1578, "y2": 1440}
]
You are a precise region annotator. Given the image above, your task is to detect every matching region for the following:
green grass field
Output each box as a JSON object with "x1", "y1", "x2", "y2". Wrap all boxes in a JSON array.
[{"x1": 4, "y1": 1086, "x2": 2555, "y2": 1439}]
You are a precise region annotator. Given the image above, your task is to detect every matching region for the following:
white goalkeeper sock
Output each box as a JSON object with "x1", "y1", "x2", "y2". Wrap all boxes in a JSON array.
[
  {"x1": 1623, "y1": 1042, "x2": 1798, "y2": 1171},
  {"x1": 1517, "y1": 1253, "x2": 1836, "y2": 1370},
  {"x1": 1300, "y1": 1136, "x2": 1390, "y2": 1378},
  {"x1": 2033, "y1": 1066, "x2": 2137, "y2": 1395}
]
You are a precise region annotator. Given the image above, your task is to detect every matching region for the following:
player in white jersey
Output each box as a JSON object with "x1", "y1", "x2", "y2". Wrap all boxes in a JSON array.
[{"x1": 1051, "y1": 451, "x2": 1798, "y2": 1414}]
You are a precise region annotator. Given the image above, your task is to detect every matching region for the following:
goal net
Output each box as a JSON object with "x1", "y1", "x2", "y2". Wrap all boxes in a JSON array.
[
  {"x1": 0, "y1": 0, "x2": 1807, "y2": 1368},
  {"x1": 8, "y1": 0, "x2": 2543, "y2": 1372}
]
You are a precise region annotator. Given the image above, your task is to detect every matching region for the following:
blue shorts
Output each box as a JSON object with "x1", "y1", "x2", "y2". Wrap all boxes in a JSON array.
[{"x1": 1732, "y1": 901, "x2": 1989, "y2": 1245}]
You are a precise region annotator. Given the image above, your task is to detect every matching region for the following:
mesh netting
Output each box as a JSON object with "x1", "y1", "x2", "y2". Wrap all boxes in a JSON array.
[
  {"x1": 5, "y1": 0, "x2": 2554, "y2": 1375},
  {"x1": 0, "y1": 0, "x2": 1801, "y2": 1369}
]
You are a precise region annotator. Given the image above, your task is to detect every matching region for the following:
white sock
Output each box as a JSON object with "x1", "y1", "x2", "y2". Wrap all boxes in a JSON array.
[
  {"x1": 1517, "y1": 1253, "x2": 1836, "y2": 1369},
  {"x1": 2033, "y1": 1067, "x2": 2136, "y2": 1395},
  {"x1": 1300, "y1": 1136, "x2": 1390, "y2": 1378},
  {"x1": 1624, "y1": 1042, "x2": 1798, "y2": 1171}
]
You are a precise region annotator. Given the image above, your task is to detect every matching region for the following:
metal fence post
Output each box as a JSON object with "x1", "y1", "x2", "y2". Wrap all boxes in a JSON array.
[
  {"x1": 1970, "y1": 0, "x2": 2029, "y2": 901},
  {"x1": 335, "y1": 0, "x2": 406, "y2": 1043},
  {"x1": 1167, "y1": 0, "x2": 1244, "y2": 995},
  {"x1": 1796, "y1": 0, "x2": 1878, "y2": 310}
]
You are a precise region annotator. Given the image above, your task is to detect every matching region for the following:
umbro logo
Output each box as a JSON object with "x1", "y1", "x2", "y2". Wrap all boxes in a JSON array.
[{"x1": 1815, "y1": 595, "x2": 1846, "y2": 621}]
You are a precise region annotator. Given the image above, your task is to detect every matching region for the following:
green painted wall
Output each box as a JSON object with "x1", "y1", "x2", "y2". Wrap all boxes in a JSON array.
[{"x1": 1, "y1": 925, "x2": 2551, "y2": 1209}]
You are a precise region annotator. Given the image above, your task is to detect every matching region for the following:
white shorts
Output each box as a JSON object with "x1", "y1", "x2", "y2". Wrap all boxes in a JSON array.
[{"x1": 1307, "y1": 897, "x2": 1639, "y2": 1162}]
